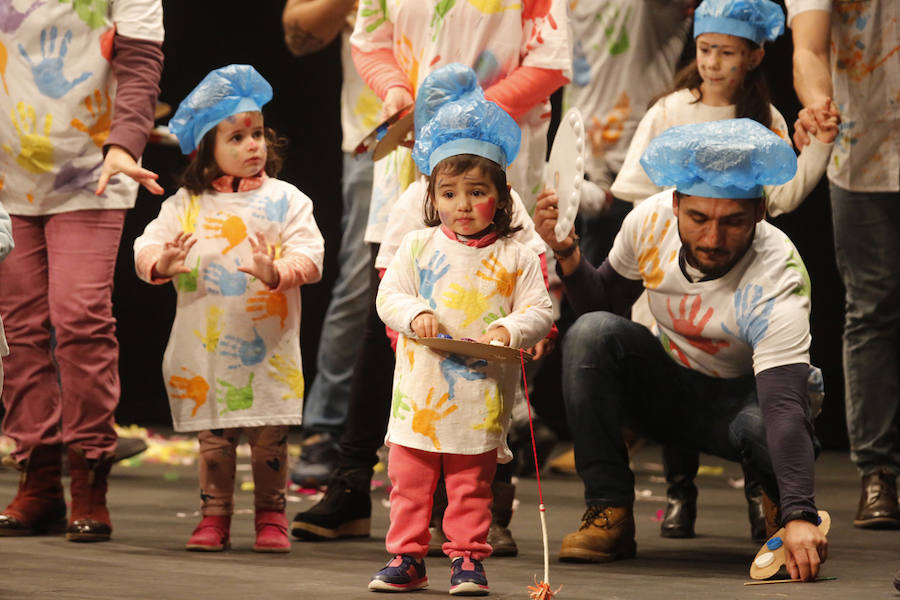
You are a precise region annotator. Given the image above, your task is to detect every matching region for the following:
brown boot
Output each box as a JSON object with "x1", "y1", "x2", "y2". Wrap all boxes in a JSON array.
[
  {"x1": 854, "y1": 470, "x2": 900, "y2": 529},
  {"x1": 65, "y1": 447, "x2": 113, "y2": 542},
  {"x1": 559, "y1": 505, "x2": 636, "y2": 563},
  {"x1": 487, "y1": 482, "x2": 518, "y2": 557},
  {"x1": 0, "y1": 445, "x2": 67, "y2": 536},
  {"x1": 760, "y1": 490, "x2": 780, "y2": 540}
]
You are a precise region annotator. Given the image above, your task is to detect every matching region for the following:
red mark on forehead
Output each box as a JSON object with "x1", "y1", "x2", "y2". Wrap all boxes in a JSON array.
[
  {"x1": 244, "y1": 116, "x2": 252, "y2": 127},
  {"x1": 475, "y1": 197, "x2": 496, "y2": 222}
]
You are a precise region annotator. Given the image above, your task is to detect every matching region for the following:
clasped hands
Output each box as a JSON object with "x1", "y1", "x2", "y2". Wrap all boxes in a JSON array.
[{"x1": 793, "y1": 98, "x2": 840, "y2": 149}]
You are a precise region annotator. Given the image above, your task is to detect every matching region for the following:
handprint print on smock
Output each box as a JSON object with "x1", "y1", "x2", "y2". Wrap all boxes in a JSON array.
[
  {"x1": 204, "y1": 259, "x2": 248, "y2": 296},
  {"x1": 246, "y1": 289, "x2": 288, "y2": 328},
  {"x1": 666, "y1": 294, "x2": 730, "y2": 355},
  {"x1": 439, "y1": 353, "x2": 487, "y2": 400},
  {"x1": 268, "y1": 354, "x2": 304, "y2": 400},
  {"x1": 169, "y1": 368, "x2": 210, "y2": 418},
  {"x1": 19, "y1": 27, "x2": 91, "y2": 98},
  {"x1": 441, "y1": 282, "x2": 490, "y2": 327},
  {"x1": 0, "y1": 0, "x2": 43, "y2": 35},
  {"x1": 252, "y1": 192, "x2": 290, "y2": 223},
  {"x1": 418, "y1": 250, "x2": 449, "y2": 309},
  {"x1": 58, "y1": 0, "x2": 108, "y2": 29},
  {"x1": 219, "y1": 328, "x2": 267, "y2": 369},
  {"x1": 637, "y1": 211, "x2": 671, "y2": 289},
  {"x1": 217, "y1": 373, "x2": 255, "y2": 415},
  {"x1": 477, "y1": 252, "x2": 520, "y2": 298},
  {"x1": 472, "y1": 387, "x2": 504, "y2": 434},
  {"x1": 407, "y1": 387, "x2": 458, "y2": 451},
  {"x1": 204, "y1": 212, "x2": 247, "y2": 254},
  {"x1": 721, "y1": 284, "x2": 775, "y2": 349},
  {"x1": 193, "y1": 306, "x2": 224, "y2": 352},
  {"x1": 3, "y1": 102, "x2": 53, "y2": 173},
  {"x1": 70, "y1": 87, "x2": 110, "y2": 147}
]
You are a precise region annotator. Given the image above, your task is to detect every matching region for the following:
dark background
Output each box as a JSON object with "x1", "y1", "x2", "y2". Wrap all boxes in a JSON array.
[{"x1": 111, "y1": 1, "x2": 847, "y2": 449}]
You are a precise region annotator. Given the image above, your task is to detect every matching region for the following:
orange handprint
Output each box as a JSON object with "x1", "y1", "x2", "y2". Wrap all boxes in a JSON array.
[
  {"x1": 246, "y1": 289, "x2": 288, "y2": 328},
  {"x1": 410, "y1": 387, "x2": 458, "y2": 451},
  {"x1": 0, "y1": 39, "x2": 9, "y2": 94},
  {"x1": 666, "y1": 294, "x2": 729, "y2": 355},
  {"x1": 203, "y1": 213, "x2": 247, "y2": 254},
  {"x1": 3, "y1": 102, "x2": 53, "y2": 174},
  {"x1": 169, "y1": 368, "x2": 211, "y2": 417},
  {"x1": 636, "y1": 211, "x2": 671, "y2": 289},
  {"x1": 477, "y1": 253, "x2": 521, "y2": 299},
  {"x1": 70, "y1": 87, "x2": 111, "y2": 148},
  {"x1": 441, "y1": 283, "x2": 490, "y2": 327}
]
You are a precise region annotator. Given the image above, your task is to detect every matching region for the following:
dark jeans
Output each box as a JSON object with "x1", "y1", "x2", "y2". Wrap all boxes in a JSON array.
[{"x1": 563, "y1": 311, "x2": 779, "y2": 507}]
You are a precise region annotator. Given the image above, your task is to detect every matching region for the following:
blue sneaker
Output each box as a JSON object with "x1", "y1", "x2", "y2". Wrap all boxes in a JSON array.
[
  {"x1": 368, "y1": 554, "x2": 428, "y2": 592},
  {"x1": 449, "y1": 555, "x2": 489, "y2": 596}
]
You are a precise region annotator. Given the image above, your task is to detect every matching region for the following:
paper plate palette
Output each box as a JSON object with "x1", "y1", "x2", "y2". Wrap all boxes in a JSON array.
[
  {"x1": 546, "y1": 108, "x2": 585, "y2": 243},
  {"x1": 373, "y1": 110, "x2": 415, "y2": 160},
  {"x1": 749, "y1": 510, "x2": 831, "y2": 580},
  {"x1": 353, "y1": 105, "x2": 413, "y2": 158},
  {"x1": 416, "y1": 337, "x2": 532, "y2": 363}
]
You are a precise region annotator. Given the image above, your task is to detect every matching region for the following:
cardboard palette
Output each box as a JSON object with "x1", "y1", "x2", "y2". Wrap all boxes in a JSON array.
[
  {"x1": 416, "y1": 337, "x2": 532, "y2": 363},
  {"x1": 749, "y1": 510, "x2": 831, "y2": 580},
  {"x1": 373, "y1": 110, "x2": 415, "y2": 160},
  {"x1": 353, "y1": 105, "x2": 413, "y2": 158}
]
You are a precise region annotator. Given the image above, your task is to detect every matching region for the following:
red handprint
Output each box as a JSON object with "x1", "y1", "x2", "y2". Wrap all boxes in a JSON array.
[{"x1": 666, "y1": 294, "x2": 730, "y2": 355}]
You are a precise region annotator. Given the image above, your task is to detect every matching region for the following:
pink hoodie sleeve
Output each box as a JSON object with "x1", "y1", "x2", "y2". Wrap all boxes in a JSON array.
[
  {"x1": 350, "y1": 46, "x2": 413, "y2": 101},
  {"x1": 484, "y1": 65, "x2": 569, "y2": 121}
]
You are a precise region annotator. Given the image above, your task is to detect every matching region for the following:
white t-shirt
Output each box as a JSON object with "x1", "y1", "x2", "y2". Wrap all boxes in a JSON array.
[
  {"x1": 785, "y1": 0, "x2": 900, "y2": 192},
  {"x1": 611, "y1": 89, "x2": 833, "y2": 216},
  {"x1": 608, "y1": 190, "x2": 811, "y2": 378},
  {"x1": 377, "y1": 227, "x2": 553, "y2": 460}
]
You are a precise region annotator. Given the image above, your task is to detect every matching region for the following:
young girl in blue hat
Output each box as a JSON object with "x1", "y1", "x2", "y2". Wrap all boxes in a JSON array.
[
  {"x1": 133, "y1": 64, "x2": 324, "y2": 554},
  {"x1": 368, "y1": 64, "x2": 553, "y2": 596}
]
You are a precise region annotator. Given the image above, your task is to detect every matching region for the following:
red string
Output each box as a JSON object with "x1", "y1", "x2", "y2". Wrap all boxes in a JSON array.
[{"x1": 520, "y1": 349, "x2": 544, "y2": 507}]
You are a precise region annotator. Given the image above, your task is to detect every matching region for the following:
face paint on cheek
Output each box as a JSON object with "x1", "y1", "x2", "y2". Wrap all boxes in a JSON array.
[
  {"x1": 474, "y1": 197, "x2": 496, "y2": 222},
  {"x1": 437, "y1": 209, "x2": 453, "y2": 226}
]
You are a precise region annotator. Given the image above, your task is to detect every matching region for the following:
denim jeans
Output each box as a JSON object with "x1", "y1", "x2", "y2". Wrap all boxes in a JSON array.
[
  {"x1": 830, "y1": 183, "x2": 900, "y2": 475},
  {"x1": 562, "y1": 311, "x2": 779, "y2": 507},
  {"x1": 302, "y1": 153, "x2": 374, "y2": 433}
]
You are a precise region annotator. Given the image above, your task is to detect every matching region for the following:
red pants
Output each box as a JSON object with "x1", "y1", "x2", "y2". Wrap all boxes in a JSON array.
[
  {"x1": 386, "y1": 444, "x2": 496, "y2": 560},
  {"x1": 0, "y1": 210, "x2": 125, "y2": 462}
]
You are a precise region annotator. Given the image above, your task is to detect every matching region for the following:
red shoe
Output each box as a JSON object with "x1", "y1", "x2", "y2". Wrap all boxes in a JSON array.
[
  {"x1": 253, "y1": 510, "x2": 290, "y2": 553},
  {"x1": 0, "y1": 445, "x2": 67, "y2": 536},
  {"x1": 185, "y1": 515, "x2": 231, "y2": 551}
]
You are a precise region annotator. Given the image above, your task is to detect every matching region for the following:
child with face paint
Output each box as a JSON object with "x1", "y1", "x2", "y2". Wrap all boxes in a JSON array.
[
  {"x1": 133, "y1": 65, "x2": 325, "y2": 553},
  {"x1": 611, "y1": 0, "x2": 838, "y2": 217},
  {"x1": 370, "y1": 64, "x2": 553, "y2": 595}
]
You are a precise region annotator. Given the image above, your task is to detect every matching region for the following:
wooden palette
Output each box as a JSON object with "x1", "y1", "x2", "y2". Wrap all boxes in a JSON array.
[
  {"x1": 416, "y1": 337, "x2": 532, "y2": 363},
  {"x1": 749, "y1": 510, "x2": 831, "y2": 580}
]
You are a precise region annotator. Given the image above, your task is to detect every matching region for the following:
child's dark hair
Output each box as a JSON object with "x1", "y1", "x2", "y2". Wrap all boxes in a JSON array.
[
  {"x1": 652, "y1": 38, "x2": 772, "y2": 129},
  {"x1": 179, "y1": 124, "x2": 287, "y2": 194},
  {"x1": 424, "y1": 154, "x2": 522, "y2": 238}
]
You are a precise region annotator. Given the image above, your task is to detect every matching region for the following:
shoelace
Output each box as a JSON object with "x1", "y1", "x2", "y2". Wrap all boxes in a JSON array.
[{"x1": 579, "y1": 505, "x2": 610, "y2": 530}]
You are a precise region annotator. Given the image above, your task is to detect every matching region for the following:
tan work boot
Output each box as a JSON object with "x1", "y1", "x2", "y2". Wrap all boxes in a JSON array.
[{"x1": 559, "y1": 505, "x2": 636, "y2": 563}]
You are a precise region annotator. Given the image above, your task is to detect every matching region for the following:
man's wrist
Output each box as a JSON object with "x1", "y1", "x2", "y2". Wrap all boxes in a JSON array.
[
  {"x1": 782, "y1": 509, "x2": 820, "y2": 527},
  {"x1": 552, "y1": 234, "x2": 580, "y2": 260}
]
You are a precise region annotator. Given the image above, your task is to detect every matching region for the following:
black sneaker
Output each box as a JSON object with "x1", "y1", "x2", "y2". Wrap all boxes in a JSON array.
[
  {"x1": 290, "y1": 467, "x2": 372, "y2": 540},
  {"x1": 368, "y1": 554, "x2": 428, "y2": 592},
  {"x1": 290, "y1": 432, "x2": 339, "y2": 488},
  {"x1": 449, "y1": 555, "x2": 489, "y2": 596}
]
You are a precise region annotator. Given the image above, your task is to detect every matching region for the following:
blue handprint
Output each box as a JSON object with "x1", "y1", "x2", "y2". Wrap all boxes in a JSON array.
[
  {"x1": 219, "y1": 327, "x2": 267, "y2": 369},
  {"x1": 721, "y1": 283, "x2": 775, "y2": 349},
  {"x1": 19, "y1": 27, "x2": 92, "y2": 99},
  {"x1": 572, "y1": 40, "x2": 591, "y2": 86},
  {"x1": 417, "y1": 250, "x2": 449, "y2": 309},
  {"x1": 440, "y1": 353, "x2": 487, "y2": 400},
  {"x1": 252, "y1": 192, "x2": 290, "y2": 222},
  {"x1": 204, "y1": 259, "x2": 247, "y2": 296},
  {"x1": 0, "y1": 0, "x2": 43, "y2": 34}
]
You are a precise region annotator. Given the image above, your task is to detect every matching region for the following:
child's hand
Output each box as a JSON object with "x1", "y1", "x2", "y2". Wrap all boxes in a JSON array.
[
  {"x1": 237, "y1": 232, "x2": 280, "y2": 288},
  {"x1": 412, "y1": 311, "x2": 439, "y2": 338},
  {"x1": 478, "y1": 326, "x2": 510, "y2": 347},
  {"x1": 154, "y1": 232, "x2": 197, "y2": 278},
  {"x1": 793, "y1": 98, "x2": 840, "y2": 148}
]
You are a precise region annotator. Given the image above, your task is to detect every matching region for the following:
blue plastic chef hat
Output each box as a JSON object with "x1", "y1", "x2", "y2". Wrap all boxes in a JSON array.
[
  {"x1": 694, "y1": 0, "x2": 784, "y2": 45},
  {"x1": 639, "y1": 118, "x2": 796, "y2": 199},
  {"x1": 412, "y1": 63, "x2": 520, "y2": 175},
  {"x1": 169, "y1": 64, "x2": 273, "y2": 154}
]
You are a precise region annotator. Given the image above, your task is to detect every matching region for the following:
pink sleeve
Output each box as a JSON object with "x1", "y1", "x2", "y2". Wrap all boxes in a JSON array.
[
  {"x1": 135, "y1": 245, "x2": 172, "y2": 285},
  {"x1": 272, "y1": 255, "x2": 322, "y2": 292},
  {"x1": 484, "y1": 66, "x2": 569, "y2": 121},
  {"x1": 106, "y1": 34, "x2": 164, "y2": 160},
  {"x1": 350, "y1": 46, "x2": 413, "y2": 101}
]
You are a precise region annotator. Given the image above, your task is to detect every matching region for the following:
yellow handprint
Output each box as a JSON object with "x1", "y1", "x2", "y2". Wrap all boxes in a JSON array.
[
  {"x1": 246, "y1": 289, "x2": 288, "y2": 328},
  {"x1": 178, "y1": 195, "x2": 201, "y2": 233},
  {"x1": 193, "y1": 306, "x2": 224, "y2": 352},
  {"x1": 169, "y1": 368, "x2": 210, "y2": 417},
  {"x1": 441, "y1": 282, "x2": 490, "y2": 327},
  {"x1": 476, "y1": 253, "x2": 521, "y2": 298},
  {"x1": 472, "y1": 387, "x2": 504, "y2": 434},
  {"x1": 636, "y1": 211, "x2": 671, "y2": 289},
  {"x1": 70, "y1": 87, "x2": 111, "y2": 148},
  {"x1": 467, "y1": 0, "x2": 521, "y2": 14},
  {"x1": 3, "y1": 102, "x2": 53, "y2": 174},
  {"x1": 269, "y1": 353, "x2": 304, "y2": 400},
  {"x1": 203, "y1": 213, "x2": 247, "y2": 254},
  {"x1": 411, "y1": 387, "x2": 458, "y2": 451}
]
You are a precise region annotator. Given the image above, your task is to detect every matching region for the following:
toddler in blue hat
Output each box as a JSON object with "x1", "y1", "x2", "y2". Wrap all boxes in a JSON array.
[
  {"x1": 133, "y1": 65, "x2": 325, "y2": 554},
  {"x1": 370, "y1": 64, "x2": 553, "y2": 596}
]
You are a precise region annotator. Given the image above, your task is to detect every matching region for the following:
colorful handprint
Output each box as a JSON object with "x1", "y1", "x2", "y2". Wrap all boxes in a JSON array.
[
  {"x1": 0, "y1": 0, "x2": 43, "y2": 35},
  {"x1": 0, "y1": 39, "x2": 8, "y2": 94},
  {"x1": 391, "y1": 375, "x2": 411, "y2": 420},
  {"x1": 418, "y1": 250, "x2": 449, "y2": 309},
  {"x1": 3, "y1": 102, "x2": 53, "y2": 173},
  {"x1": 178, "y1": 195, "x2": 201, "y2": 233},
  {"x1": 252, "y1": 192, "x2": 290, "y2": 222},
  {"x1": 666, "y1": 294, "x2": 730, "y2": 355},
  {"x1": 176, "y1": 257, "x2": 201, "y2": 293},
  {"x1": 70, "y1": 87, "x2": 111, "y2": 148},
  {"x1": 472, "y1": 387, "x2": 504, "y2": 434},
  {"x1": 658, "y1": 330, "x2": 691, "y2": 368},
  {"x1": 439, "y1": 353, "x2": 487, "y2": 400},
  {"x1": 410, "y1": 387, "x2": 458, "y2": 451},
  {"x1": 59, "y1": 0, "x2": 108, "y2": 29},
  {"x1": 204, "y1": 260, "x2": 248, "y2": 296},
  {"x1": 53, "y1": 160, "x2": 102, "y2": 194},
  {"x1": 193, "y1": 305, "x2": 224, "y2": 352},
  {"x1": 441, "y1": 283, "x2": 490, "y2": 327},
  {"x1": 19, "y1": 27, "x2": 92, "y2": 98},
  {"x1": 721, "y1": 284, "x2": 775, "y2": 349},
  {"x1": 477, "y1": 253, "x2": 521, "y2": 298},
  {"x1": 169, "y1": 368, "x2": 210, "y2": 418},
  {"x1": 468, "y1": 0, "x2": 520, "y2": 15},
  {"x1": 269, "y1": 353, "x2": 304, "y2": 400},
  {"x1": 637, "y1": 211, "x2": 671, "y2": 289},
  {"x1": 360, "y1": 0, "x2": 388, "y2": 33},
  {"x1": 203, "y1": 213, "x2": 247, "y2": 254},
  {"x1": 786, "y1": 243, "x2": 811, "y2": 297},
  {"x1": 246, "y1": 289, "x2": 288, "y2": 328},
  {"x1": 219, "y1": 328, "x2": 267, "y2": 369},
  {"x1": 217, "y1": 373, "x2": 255, "y2": 415}
]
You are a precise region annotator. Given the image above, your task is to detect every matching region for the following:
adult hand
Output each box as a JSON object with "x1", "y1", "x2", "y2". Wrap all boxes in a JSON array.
[
  {"x1": 155, "y1": 232, "x2": 196, "y2": 278},
  {"x1": 97, "y1": 145, "x2": 163, "y2": 196},
  {"x1": 527, "y1": 336, "x2": 555, "y2": 360},
  {"x1": 533, "y1": 187, "x2": 574, "y2": 251},
  {"x1": 381, "y1": 86, "x2": 414, "y2": 122},
  {"x1": 783, "y1": 519, "x2": 828, "y2": 581},
  {"x1": 237, "y1": 232, "x2": 280, "y2": 288},
  {"x1": 794, "y1": 99, "x2": 840, "y2": 148},
  {"x1": 412, "y1": 311, "x2": 439, "y2": 338}
]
